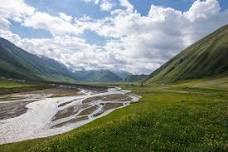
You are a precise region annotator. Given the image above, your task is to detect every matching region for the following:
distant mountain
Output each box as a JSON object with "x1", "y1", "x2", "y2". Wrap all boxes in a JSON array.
[
  {"x1": 0, "y1": 38, "x2": 76, "y2": 82},
  {"x1": 73, "y1": 70, "x2": 148, "y2": 83},
  {"x1": 124, "y1": 74, "x2": 148, "y2": 82},
  {"x1": 0, "y1": 37, "x2": 147, "y2": 83},
  {"x1": 144, "y1": 25, "x2": 228, "y2": 84},
  {"x1": 73, "y1": 70, "x2": 122, "y2": 82},
  {"x1": 112, "y1": 70, "x2": 132, "y2": 80}
]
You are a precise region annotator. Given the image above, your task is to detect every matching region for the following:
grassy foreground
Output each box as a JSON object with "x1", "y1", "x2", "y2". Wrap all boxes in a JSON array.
[{"x1": 0, "y1": 77, "x2": 228, "y2": 152}]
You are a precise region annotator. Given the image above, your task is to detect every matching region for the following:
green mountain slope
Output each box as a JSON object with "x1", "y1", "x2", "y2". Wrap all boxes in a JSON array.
[
  {"x1": 0, "y1": 38, "x2": 76, "y2": 82},
  {"x1": 144, "y1": 25, "x2": 228, "y2": 84}
]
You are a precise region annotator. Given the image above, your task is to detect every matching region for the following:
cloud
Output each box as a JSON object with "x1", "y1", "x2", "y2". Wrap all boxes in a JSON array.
[
  {"x1": 0, "y1": 0, "x2": 34, "y2": 21},
  {"x1": 59, "y1": 12, "x2": 73, "y2": 22},
  {"x1": 83, "y1": 0, "x2": 99, "y2": 4},
  {"x1": 184, "y1": 0, "x2": 220, "y2": 22},
  {"x1": 100, "y1": 1, "x2": 113, "y2": 11},
  {"x1": 82, "y1": 0, "x2": 114, "y2": 12},
  {"x1": 0, "y1": 0, "x2": 227, "y2": 74},
  {"x1": 22, "y1": 11, "x2": 82, "y2": 36},
  {"x1": 119, "y1": 0, "x2": 134, "y2": 12}
]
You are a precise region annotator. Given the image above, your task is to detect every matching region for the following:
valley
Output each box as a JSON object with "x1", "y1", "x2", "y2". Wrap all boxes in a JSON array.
[{"x1": 0, "y1": 5, "x2": 227, "y2": 151}]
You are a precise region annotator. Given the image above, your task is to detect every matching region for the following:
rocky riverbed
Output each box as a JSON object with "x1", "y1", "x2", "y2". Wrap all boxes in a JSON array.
[{"x1": 0, "y1": 87, "x2": 140, "y2": 144}]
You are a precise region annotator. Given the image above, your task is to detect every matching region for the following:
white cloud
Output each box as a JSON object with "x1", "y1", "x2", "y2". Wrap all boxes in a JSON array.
[
  {"x1": 184, "y1": 0, "x2": 220, "y2": 22},
  {"x1": 22, "y1": 11, "x2": 82, "y2": 36},
  {"x1": 0, "y1": 0, "x2": 34, "y2": 21},
  {"x1": 119, "y1": 0, "x2": 134, "y2": 12},
  {"x1": 83, "y1": 0, "x2": 99, "y2": 4},
  {"x1": 0, "y1": 0, "x2": 227, "y2": 74},
  {"x1": 82, "y1": 0, "x2": 114, "y2": 12},
  {"x1": 100, "y1": 1, "x2": 113, "y2": 11},
  {"x1": 59, "y1": 12, "x2": 73, "y2": 22}
]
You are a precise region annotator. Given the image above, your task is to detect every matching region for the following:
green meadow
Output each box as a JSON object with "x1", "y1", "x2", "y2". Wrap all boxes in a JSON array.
[
  {"x1": 0, "y1": 79, "x2": 50, "y2": 96},
  {"x1": 0, "y1": 76, "x2": 227, "y2": 152}
]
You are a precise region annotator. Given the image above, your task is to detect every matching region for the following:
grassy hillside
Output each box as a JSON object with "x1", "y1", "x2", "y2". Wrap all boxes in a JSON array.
[
  {"x1": 1, "y1": 76, "x2": 227, "y2": 152},
  {"x1": 0, "y1": 38, "x2": 76, "y2": 83},
  {"x1": 144, "y1": 25, "x2": 228, "y2": 84}
]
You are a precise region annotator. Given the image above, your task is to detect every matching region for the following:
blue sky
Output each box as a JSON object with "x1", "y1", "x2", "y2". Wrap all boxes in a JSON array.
[
  {"x1": 24, "y1": 0, "x2": 228, "y2": 17},
  {"x1": 10, "y1": 0, "x2": 228, "y2": 43},
  {"x1": 0, "y1": 0, "x2": 228, "y2": 74},
  {"x1": 131, "y1": 0, "x2": 228, "y2": 15},
  {"x1": 25, "y1": 0, "x2": 111, "y2": 18}
]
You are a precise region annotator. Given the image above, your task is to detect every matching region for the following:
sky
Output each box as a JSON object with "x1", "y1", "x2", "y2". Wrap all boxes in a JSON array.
[{"x1": 0, "y1": 0, "x2": 228, "y2": 74}]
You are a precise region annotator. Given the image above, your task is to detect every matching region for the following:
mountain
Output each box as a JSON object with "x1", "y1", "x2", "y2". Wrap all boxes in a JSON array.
[
  {"x1": 73, "y1": 70, "x2": 148, "y2": 82},
  {"x1": 0, "y1": 38, "x2": 76, "y2": 82},
  {"x1": 144, "y1": 25, "x2": 228, "y2": 84},
  {"x1": 73, "y1": 70, "x2": 122, "y2": 82},
  {"x1": 124, "y1": 74, "x2": 148, "y2": 82},
  {"x1": 0, "y1": 37, "x2": 147, "y2": 83},
  {"x1": 112, "y1": 70, "x2": 132, "y2": 80}
]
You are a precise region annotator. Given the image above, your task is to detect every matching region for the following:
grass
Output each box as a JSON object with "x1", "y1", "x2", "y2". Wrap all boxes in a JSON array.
[
  {"x1": 0, "y1": 77, "x2": 228, "y2": 152},
  {"x1": 0, "y1": 79, "x2": 51, "y2": 95},
  {"x1": 0, "y1": 79, "x2": 31, "y2": 88}
]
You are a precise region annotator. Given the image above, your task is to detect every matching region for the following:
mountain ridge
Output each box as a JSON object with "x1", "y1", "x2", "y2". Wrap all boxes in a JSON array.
[
  {"x1": 144, "y1": 25, "x2": 228, "y2": 84},
  {"x1": 0, "y1": 38, "x2": 146, "y2": 83},
  {"x1": 73, "y1": 70, "x2": 122, "y2": 82},
  {"x1": 0, "y1": 38, "x2": 77, "y2": 82}
]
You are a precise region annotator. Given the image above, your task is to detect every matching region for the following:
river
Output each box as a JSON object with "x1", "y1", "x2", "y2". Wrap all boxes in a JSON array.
[{"x1": 0, "y1": 87, "x2": 140, "y2": 144}]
